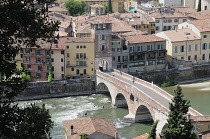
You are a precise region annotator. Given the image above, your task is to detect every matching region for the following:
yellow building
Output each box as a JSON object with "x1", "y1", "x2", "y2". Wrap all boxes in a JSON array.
[
  {"x1": 156, "y1": 29, "x2": 202, "y2": 67},
  {"x1": 124, "y1": 0, "x2": 136, "y2": 12},
  {"x1": 112, "y1": 0, "x2": 124, "y2": 13},
  {"x1": 14, "y1": 49, "x2": 24, "y2": 69},
  {"x1": 65, "y1": 37, "x2": 95, "y2": 79}
]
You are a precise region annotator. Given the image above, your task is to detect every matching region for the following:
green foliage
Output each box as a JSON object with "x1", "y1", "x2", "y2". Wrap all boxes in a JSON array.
[
  {"x1": 101, "y1": 4, "x2": 108, "y2": 14},
  {"x1": 19, "y1": 67, "x2": 31, "y2": 83},
  {"x1": 0, "y1": 0, "x2": 59, "y2": 138},
  {"x1": 147, "y1": 120, "x2": 159, "y2": 139},
  {"x1": 79, "y1": 133, "x2": 89, "y2": 139},
  {"x1": 48, "y1": 60, "x2": 53, "y2": 82},
  {"x1": 197, "y1": 0, "x2": 201, "y2": 12},
  {"x1": 108, "y1": 0, "x2": 113, "y2": 13},
  {"x1": 160, "y1": 86, "x2": 197, "y2": 139},
  {"x1": 161, "y1": 80, "x2": 176, "y2": 87},
  {"x1": 0, "y1": 103, "x2": 53, "y2": 139},
  {"x1": 65, "y1": 0, "x2": 86, "y2": 16}
]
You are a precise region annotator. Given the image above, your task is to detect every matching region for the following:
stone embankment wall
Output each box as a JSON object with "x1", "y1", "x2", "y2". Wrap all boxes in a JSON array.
[
  {"x1": 16, "y1": 79, "x2": 100, "y2": 101},
  {"x1": 134, "y1": 65, "x2": 210, "y2": 85}
]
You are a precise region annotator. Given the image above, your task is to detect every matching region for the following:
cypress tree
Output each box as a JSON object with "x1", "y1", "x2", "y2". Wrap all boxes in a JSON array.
[
  {"x1": 160, "y1": 85, "x2": 197, "y2": 139},
  {"x1": 108, "y1": 0, "x2": 113, "y2": 13},
  {"x1": 197, "y1": 0, "x2": 201, "y2": 12},
  {"x1": 147, "y1": 120, "x2": 159, "y2": 139}
]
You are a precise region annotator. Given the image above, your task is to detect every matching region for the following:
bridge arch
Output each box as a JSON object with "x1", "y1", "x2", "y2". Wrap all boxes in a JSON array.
[
  {"x1": 135, "y1": 105, "x2": 154, "y2": 123},
  {"x1": 115, "y1": 93, "x2": 128, "y2": 108}
]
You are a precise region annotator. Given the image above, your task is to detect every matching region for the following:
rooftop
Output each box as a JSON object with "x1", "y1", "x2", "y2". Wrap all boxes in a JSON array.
[
  {"x1": 188, "y1": 18, "x2": 210, "y2": 32},
  {"x1": 157, "y1": 28, "x2": 200, "y2": 42},
  {"x1": 62, "y1": 117, "x2": 118, "y2": 139},
  {"x1": 133, "y1": 133, "x2": 161, "y2": 139},
  {"x1": 90, "y1": 4, "x2": 105, "y2": 8},
  {"x1": 150, "y1": 12, "x2": 187, "y2": 19},
  {"x1": 65, "y1": 37, "x2": 94, "y2": 43}
]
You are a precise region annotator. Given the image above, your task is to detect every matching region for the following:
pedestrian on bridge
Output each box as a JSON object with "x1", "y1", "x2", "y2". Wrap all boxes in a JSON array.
[{"x1": 132, "y1": 76, "x2": 135, "y2": 84}]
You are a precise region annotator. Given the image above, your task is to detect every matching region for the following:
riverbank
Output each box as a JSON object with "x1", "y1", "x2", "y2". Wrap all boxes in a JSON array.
[{"x1": 14, "y1": 91, "x2": 109, "y2": 101}]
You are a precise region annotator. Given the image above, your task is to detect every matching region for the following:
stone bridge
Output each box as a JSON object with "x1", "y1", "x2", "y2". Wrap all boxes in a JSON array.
[{"x1": 96, "y1": 69, "x2": 203, "y2": 134}]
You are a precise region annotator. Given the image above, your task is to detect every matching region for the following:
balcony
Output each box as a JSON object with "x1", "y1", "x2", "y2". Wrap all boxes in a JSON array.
[
  {"x1": 23, "y1": 61, "x2": 50, "y2": 65},
  {"x1": 24, "y1": 53, "x2": 50, "y2": 57},
  {"x1": 75, "y1": 57, "x2": 88, "y2": 60},
  {"x1": 66, "y1": 64, "x2": 87, "y2": 67}
]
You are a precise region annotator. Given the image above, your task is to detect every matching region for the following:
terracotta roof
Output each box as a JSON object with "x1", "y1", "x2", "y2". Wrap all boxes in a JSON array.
[
  {"x1": 90, "y1": 4, "x2": 105, "y2": 8},
  {"x1": 133, "y1": 133, "x2": 161, "y2": 139},
  {"x1": 191, "y1": 116, "x2": 210, "y2": 122},
  {"x1": 128, "y1": 18, "x2": 149, "y2": 26},
  {"x1": 121, "y1": 30, "x2": 145, "y2": 37},
  {"x1": 150, "y1": 12, "x2": 188, "y2": 19},
  {"x1": 188, "y1": 19, "x2": 210, "y2": 32},
  {"x1": 48, "y1": 6, "x2": 68, "y2": 12},
  {"x1": 157, "y1": 28, "x2": 200, "y2": 42},
  {"x1": 125, "y1": 34, "x2": 166, "y2": 44},
  {"x1": 88, "y1": 15, "x2": 112, "y2": 24},
  {"x1": 55, "y1": 31, "x2": 68, "y2": 37},
  {"x1": 62, "y1": 117, "x2": 118, "y2": 139},
  {"x1": 59, "y1": 21, "x2": 70, "y2": 28},
  {"x1": 188, "y1": 10, "x2": 210, "y2": 20},
  {"x1": 75, "y1": 0, "x2": 108, "y2": 2},
  {"x1": 77, "y1": 24, "x2": 91, "y2": 34},
  {"x1": 173, "y1": 7, "x2": 196, "y2": 14},
  {"x1": 201, "y1": 130, "x2": 210, "y2": 139},
  {"x1": 49, "y1": 12, "x2": 72, "y2": 22},
  {"x1": 145, "y1": 16, "x2": 155, "y2": 23},
  {"x1": 66, "y1": 37, "x2": 94, "y2": 43}
]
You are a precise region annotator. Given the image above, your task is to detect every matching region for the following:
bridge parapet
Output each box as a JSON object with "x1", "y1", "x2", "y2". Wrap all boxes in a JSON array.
[
  {"x1": 113, "y1": 69, "x2": 202, "y2": 116},
  {"x1": 96, "y1": 70, "x2": 169, "y2": 116}
]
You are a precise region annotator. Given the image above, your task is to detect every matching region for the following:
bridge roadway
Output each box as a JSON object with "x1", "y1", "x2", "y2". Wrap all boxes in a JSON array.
[{"x1": 111, "y1": 72, "x2": 171, "y2": 111}]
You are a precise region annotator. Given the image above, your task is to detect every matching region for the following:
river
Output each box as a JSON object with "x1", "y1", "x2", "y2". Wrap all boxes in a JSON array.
[{"x1": 16, "y1": 81, "x2": 210, "y2": 139}]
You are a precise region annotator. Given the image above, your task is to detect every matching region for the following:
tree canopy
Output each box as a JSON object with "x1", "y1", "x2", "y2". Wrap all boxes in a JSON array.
[
  {"x1": 147, "y1": 120, "x2": 159, "y2": 139},
  {"x1": 65, "y1": 0, "x2": 86, "y2": 16},
  {"x1": 160, "y1": 86, "x2": 197, "y2": 139},
  {"x1": 0, "y1": 0, "x2": 59, "y2": 138}
]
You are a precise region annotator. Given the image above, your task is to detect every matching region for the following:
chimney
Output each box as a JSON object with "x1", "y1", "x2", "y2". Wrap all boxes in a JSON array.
[{"x1": 70, "y1": 125, "x2": 74, "y2": 135}]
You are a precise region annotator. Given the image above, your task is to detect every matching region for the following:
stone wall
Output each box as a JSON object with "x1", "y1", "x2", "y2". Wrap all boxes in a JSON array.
[
  {"x1": 15, "y1": 79, "x2": 97, "y2": 101},
  {"x1": 135, "y1": 65, "x2": 210, "y2": 85}
]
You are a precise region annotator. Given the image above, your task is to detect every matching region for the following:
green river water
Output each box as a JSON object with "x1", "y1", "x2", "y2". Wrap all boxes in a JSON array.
[{"x1": 16, "y1": 81, "x2": 210, "y2": 139}]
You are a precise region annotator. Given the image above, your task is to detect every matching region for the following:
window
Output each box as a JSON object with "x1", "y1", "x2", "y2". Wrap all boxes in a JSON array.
[
  {"x1": 36, "y1": 73, "x2": 41, "y2": 79},
  {"x1": 117, "y1": 65, "x2": 121, "y2": 69},
  {"x1": 67, "y1": 53, "x2": 70, "y2": 57},
  {"x1": 51, "y1": 50, "x2": 53, "y2": 55},
  {"x1": 195, "y1": 44, "x2": 198, "y2": 51},
  {"x1": 83, "y1": 45, "x2": 86, "y2": 48},
  {"x1": 112, "y1": 57, "x2": 115, "y2": 61},
  {"x1": 26, "y1": 49, "x2": 30, "y2": 53},
  {"x1": 188, "y1": 45, "x2": 191, "y2": 52},
  {"x1": 20, "y1": 54, "x2": 23, "y2": 58},
  {"x1": 61, "y1": 50, "x2": 64, "y2": 55},
  {"x1": 157, "y1": 59, "x2": 165, "y2": 64},
  {"x1": 194, "y1": 55, "x2": 197, "y2": 60},
  {"x1": 76, "y1": 61, "x2": 86, "y2": 66},
  {"x1": 174, "y1": 19, "x2": 178, "y2": 22},
  {"x1": 144, "y1": 25, "x2": 148, "y2": 29},
  {"x1": 77, "y1": 45, "x2": 79, "y2": 48},
  {"x1": 26, "y1": 57, "x2": 30, "y2": 61},
  {"x1": 202, "y1": 43, "x2": 207, "y2": 50},
  {"x1": 28, "y1": 65, "x2": 31, "y2": 69},
  {"x1": 84, "y1": 69, "x2": 86, "y2": 75},
  {"x1": 66, "y1": 45, "x2": 70, "y2": 49},
  {"x1": 147, "y1": 45, "x2": 152, "y2": 51},
  {"x1": 188, "y1": 56, "x2": 191, "y2": 60},
  {"x1": 158, "y1": 44, "x2": 163, "y2": 50},
  {"x1": 181, "y1": 57, "x2": 184, "y2": 60},
  {"x1": 67, "y1": 61, "x2": 70, "y2": 66},
  {"x1": 137, "y1": 46, "x2": 142, "y2": 52},
  {"x1": 52, "y1": 66, "x2": 54, "y2": 71},
  {"x1": 36, "y1": 50, "x2": 40, "y2": 55},
  {"x1": 118, "y1": 56, "x2": 121, "y2": 62},
  {"x1": 168, "y1": 19, "x2": 172, "y2": 23},
  {"x1": 203, "y1": 54, "x2": 205, "y2": 60},
  {"x1": 156, "y1": 26, "x2": 159, "y2": 31},
  {"x1": 180, "y1": 45, "x2": 184, "y2": 52},
  {"x1": 112, "y1": 48, "x2": 115, "y2": 51},
  {"x1": 183, "y1": 19, "x2": 187, "y2": 22},
  {"x1": 61, "y1": 66, "x2": 64, "y2": 72},
  {"x1": 62, "y1": 74, "x2": 64, "y2": 78},
  {"x1": 51, "y1": 58, "x2": 54, "y2": 62},
  {"x1": 102, "y1": 35, "x2": 105, "y2": 40},
  {"x1": 163, "y1": 20, "x2": 167, "y2": 23},
  {"x1": 208, "y1": 124, "x2": 210, "y2": 129},
  {"x1": 117, "y1": 48, "x2": 121, "y2": 51},
  {"x1": 129, "y1": 47, "x2": 134, "y2": 52},
  {"x1": 71, "y1": 68, "x2": 74, "y2": 71},
  {"x1": 204, "y1": 35, "x2": 207, "y2": 38},
  {"x1": 148, "y1": 60, "x2": 155, "y2": 65},
  {"x1": 118, "y1": 42, "x2": 121, "y2": 44},
  {"x1": 61, "y1": 58, "x2": 63, "y2": 62},
  {"x1": 80, "y1": 45, "x2": 83, "y2": 49},
  {"x1": 209, "y1": 43, "x2": 210, "y2": 49},
  {"x1": 123, "y1": 64, "x2": 127, "y2": 68},
  {"x1": 155, "y1": 20, "x2": 160, "y2": 23},
  {"x1": 76, "y1": 69, "x2": 80, "y2": 75},
  {"x1": 101, "y1": 45, "x2": 105, "y2": 51}
]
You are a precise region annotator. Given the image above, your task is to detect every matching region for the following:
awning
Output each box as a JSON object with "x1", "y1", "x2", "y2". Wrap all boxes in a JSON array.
[{"x1": 130, "y1": 9, "x2": 137, "y2": 11}]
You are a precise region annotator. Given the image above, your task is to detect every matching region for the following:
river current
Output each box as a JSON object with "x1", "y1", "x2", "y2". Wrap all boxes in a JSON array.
[{"x1": 16, "y1": 81, "x2": 210, "y2": 139}]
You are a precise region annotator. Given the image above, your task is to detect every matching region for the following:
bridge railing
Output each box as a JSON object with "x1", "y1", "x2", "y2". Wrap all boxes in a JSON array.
[
  {"x1": 113, "y1": 69, "x2": 203, "y2": 116},
  {"x1": 96, "y1": 70, "x2": 170, "y2": 114}
]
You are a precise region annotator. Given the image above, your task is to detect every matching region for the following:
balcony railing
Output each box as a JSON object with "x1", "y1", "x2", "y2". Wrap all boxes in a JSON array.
[
  {"x1": 66, "y1": 64, "x2": 87, "y2": 67},
  {"x1": 23, "y1": 61, "x2": 50, "y2": 65}
]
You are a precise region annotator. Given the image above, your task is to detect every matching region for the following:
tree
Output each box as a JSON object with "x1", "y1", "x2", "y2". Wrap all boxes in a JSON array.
[
  {"x1": 147, "y1": 120, "x2": 159, "y2": 139},
  {"x1": 197, "y1": 0, "x2": 202, "y2": 12},
  {"x1": 108, "y1": 0, "x2": 113, "y2": 13},
  {"x1": 19, "y1": 67, "x2": 31, "y2": 83},
  {"x1": 65, "y1": 0, "x2": 86, "y2": 16},
  {"x1": 160, "y1": 86, "x2": 197, "y2": 139},
  {"x1": 79, "y1": 133, "x2": 89, "y2": 139},
  {"x1": 101, "y1": 4, "x2": 108, "y2": 14},
  {"x1": 0, "y1": 0, "x2": 59, "y2": 138}
]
